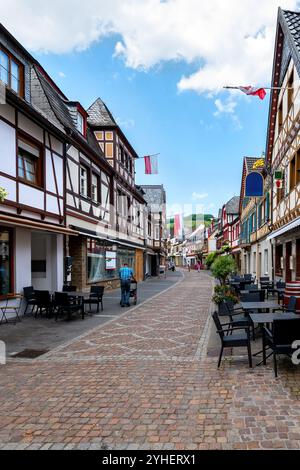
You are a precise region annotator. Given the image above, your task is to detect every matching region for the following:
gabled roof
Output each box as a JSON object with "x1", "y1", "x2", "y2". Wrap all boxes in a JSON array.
[
  {"x1": 225, "y1": 196, "x2": 240, "y2": 215},
  {"x1": 87, "y1": 98, "x2": 117, "y2": 127},
  {"x1": 31, "y1": 66, "x2": 108, "y2": 165},
  {"x1": 140, "y1": 185, "x2": 166, "y2": 206},
  {"x1": 266, "y1": 8, "x2": 300, "y2": 164}
]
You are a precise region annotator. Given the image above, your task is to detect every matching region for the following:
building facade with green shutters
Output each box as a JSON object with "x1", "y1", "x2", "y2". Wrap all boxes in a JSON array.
[{"x1": 239, "y1": 157, "x2": 273, "y2": 279}]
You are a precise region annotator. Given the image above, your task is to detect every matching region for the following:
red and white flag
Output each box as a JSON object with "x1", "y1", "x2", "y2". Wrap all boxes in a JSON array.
[
  {"x1": 144, "y1": 154, "x2": 158, "y2": 175},
  {"x1": 238, "y1": 86, "x2": 266, "y2": 100}
]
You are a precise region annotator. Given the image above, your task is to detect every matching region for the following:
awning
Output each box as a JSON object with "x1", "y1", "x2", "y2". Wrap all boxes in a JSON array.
[
  {"x1": 231, "y1": 247, "x2": 242, "y2": 254},
  {"x1": 0, "y1": 213, "x2": 78, "y2": 236},
  {"x1": 74, "y1": 227, "x2": 146, "y2": 251},
  {"x1": 267, "y1": 217, "x2": 300, "y2": 241}
]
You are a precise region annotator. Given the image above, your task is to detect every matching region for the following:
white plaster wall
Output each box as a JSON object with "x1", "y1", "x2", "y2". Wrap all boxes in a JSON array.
[
  {"x1": 0, "y1": 104, "x2": 15, "y2": 124},
  {"x1": 46, "y1": 194, "x2": 60, "y2": 215},
  {"x1": 0, "y1": 175, "x2": 16, "y2": 202},
  {"x1": 46, "y1": 149, "x2": 56, "y2": 193},
  {"x1": 18, "y1": 112, "x2": 43, "y2": 142},
  {"x1": 19, "y1": 183, "x2": 44, "y2": 210},
  {"x1": 31, "y1": 233, "x2": 64, "y2": 291},
  {"x1": 0, "y1": 119, "x2": 16, "y2": 176},
  {"x1": 15, "y1": 228, "x2": 32, "y2": 293}
]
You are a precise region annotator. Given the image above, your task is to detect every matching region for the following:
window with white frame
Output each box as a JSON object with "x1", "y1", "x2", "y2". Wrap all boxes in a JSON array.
[
  {"x1": 80, "y1": 166, "x2": 88, "y2": 197},
  {"x1": 77, "y1": 112, "x2": 85, "y2": 135},
  {"x1": 91, "y1": 174, "x2": 99, "y2": 203}
]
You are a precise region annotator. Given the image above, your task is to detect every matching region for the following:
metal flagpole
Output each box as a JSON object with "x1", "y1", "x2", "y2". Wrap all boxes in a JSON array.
[{"x1": 223, "y1": 86, "x2": 293, "y2": 90}]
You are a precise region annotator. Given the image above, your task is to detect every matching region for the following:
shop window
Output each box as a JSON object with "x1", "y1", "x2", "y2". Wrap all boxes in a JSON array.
[
  {"x1": 18, "y1": 136, "x2": 43, "y2": 187},
  {"x1": 0, "y1": 227, "x2": 13, "y2": 296}
]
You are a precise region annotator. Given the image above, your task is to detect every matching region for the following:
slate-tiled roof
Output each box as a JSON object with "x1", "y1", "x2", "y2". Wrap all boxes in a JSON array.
[
  {"x1": 245, "y1": 156, "x2": 261, "y2": 173},
  {"x1": 225, "y1": 196, "x2": 240, "y2": 215},
  {"x1": 140, "y1": 185, "x2": 166, "y2": 206},
  {"x1": 282, "y1": 10, "x2": 300, "y2": 56},
  {"x1": 87, "y1": 98, "x2": 117, "y2": 127},
  {"x1": 31, "y1": 66, "x2": 106, "y2": 161}
]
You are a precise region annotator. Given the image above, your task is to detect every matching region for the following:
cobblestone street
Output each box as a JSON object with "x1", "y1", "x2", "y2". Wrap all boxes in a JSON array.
[{"x1": 1, "y1": 270, "x2": 300, "y2": 450}]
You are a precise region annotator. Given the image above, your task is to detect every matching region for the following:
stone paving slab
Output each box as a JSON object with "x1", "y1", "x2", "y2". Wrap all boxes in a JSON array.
[{"x1": 0, "y1": 270, "x2": 300, "y2": 450}]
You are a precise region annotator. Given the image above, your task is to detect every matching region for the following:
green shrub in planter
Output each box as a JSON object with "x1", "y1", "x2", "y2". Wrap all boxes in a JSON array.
[
  {"x1": 206, "y1": 252, "x2": 218, "y2": 269},
  {"x1": 0, "y1": 187, "x2": 8, "y2": 203},
  {"x1": 212, "y1": 285, "x2": 239, "y2": 306},
  {"x1": 211, "y1": 255, "x2": 236, "y2": 286}
]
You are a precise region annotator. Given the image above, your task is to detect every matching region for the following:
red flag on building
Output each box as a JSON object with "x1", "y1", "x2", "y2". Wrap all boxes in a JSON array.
[
  {"x1": 144, "y1": 154, "x2": 159, "y2": 175},
  {"x1": 174, "y1": 214, "x2": 182, "y2": 238},
  {"x1": 238, "y1": 86, "x2": 266, "y2": 100}
]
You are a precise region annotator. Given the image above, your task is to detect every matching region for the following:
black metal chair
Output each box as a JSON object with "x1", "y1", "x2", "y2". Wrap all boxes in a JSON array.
[
  {"x1": 212, "y1": 312, "x2": 252, "y2": 368},
  {"x1": 222, "y1": 301, "x2": 255, "y2": 340},
  {"x1": 62, "y1": 285, "x2": 77, "y2": 292},
  {"x1": 263, "y1": 318, "x2": 300, "y2": 377},
  {"x1": 83, "y1": 286, "x2": 104, "y2": 313},
  {"x1": 54, "y1": 292, "x2": 84, "y2": 321},
  {"x1": 23, "y1": 286, "x2": 37, "y2": 315},
  {"x1": 244, "y1": 284, "x2": 258, "y2": 291},
  {"x1": 274, "y1": 296, "x2": 297, "y2": 314},
  {"x1": 34, "y1": 290, "x2": 53, "y2": 318},
  {"x1": 240, "y1": 292, "x2": 261, "y2": 303}
]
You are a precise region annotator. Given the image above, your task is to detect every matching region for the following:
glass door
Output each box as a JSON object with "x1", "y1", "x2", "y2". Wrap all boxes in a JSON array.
[{"x1": 0, "y1": 228, "x2": 12, "y2": 296}]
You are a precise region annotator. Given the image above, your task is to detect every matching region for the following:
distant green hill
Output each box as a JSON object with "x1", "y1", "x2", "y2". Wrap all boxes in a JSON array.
[{"x1": 166, "y1": 214, "x2": 214, "y2": 235}]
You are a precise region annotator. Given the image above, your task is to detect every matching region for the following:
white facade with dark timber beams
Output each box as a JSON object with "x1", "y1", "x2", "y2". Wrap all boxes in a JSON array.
[{"x1": 0, "y1": 23, "x2": 77, "y2": 301}]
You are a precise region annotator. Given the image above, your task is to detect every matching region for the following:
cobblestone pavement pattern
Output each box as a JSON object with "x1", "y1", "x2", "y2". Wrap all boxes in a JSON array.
[{"x1": 0, "y1": 271, "x2": 300, "y2": 450}]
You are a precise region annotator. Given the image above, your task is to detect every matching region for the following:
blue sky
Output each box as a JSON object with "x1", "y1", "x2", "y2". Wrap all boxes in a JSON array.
[
  {"x1": 36, "y1": 38, "x2": 269, "y2": 218},
  {"x1": 2, "y1": 0, "x2": 296, "y2": 217}
]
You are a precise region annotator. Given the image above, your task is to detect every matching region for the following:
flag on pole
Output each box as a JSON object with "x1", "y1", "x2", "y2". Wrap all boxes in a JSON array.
[
  {"x1": 174, "y1": 214, "x2": 184, "y2": 240},
  {"x1": 238, "y1": 86, "x2": 266, "y2": 100},
  {"x1": 144, "y1": 154, "x2": 159, "y2": 175}
]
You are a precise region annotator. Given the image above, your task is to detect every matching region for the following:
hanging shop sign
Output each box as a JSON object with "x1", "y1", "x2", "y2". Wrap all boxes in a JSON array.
[{"x1": 245, "y1": 172, "x2": 264, "y2": 197}]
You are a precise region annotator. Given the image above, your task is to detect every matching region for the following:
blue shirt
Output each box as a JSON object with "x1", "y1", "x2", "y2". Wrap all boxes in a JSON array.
[{"x1": 119, "y1": 266, "x2": 133, "y2": 281}]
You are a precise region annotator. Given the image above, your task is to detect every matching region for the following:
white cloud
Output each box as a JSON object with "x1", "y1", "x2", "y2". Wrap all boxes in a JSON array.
[
  {"x1": 116, "y1": 117, "x2": 135, "y2": 129},
  {"x1": 214, "y1": 98, "x2": 237, "y2": 116},
  {"x1": 192, "y1": 192, "x2": 208, "y2": 201},
  {"x1": 1, "y1": 0, "x2": 299, "y2": 98},
  {"x1": 58, "y1": 71, "x2": 66, "y2": 78}
]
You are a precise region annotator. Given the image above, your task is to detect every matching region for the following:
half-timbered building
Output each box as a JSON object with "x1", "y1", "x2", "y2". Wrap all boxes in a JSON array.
[
  {"x1": 0, "y1": 23, "x2": 148, "y2": 302},
  {"x1": 0, "y1": 24, "x2": 77, "y2": 301},
  {"x1": 265, "y1": 8, "x2": 300, "y2": 282}
]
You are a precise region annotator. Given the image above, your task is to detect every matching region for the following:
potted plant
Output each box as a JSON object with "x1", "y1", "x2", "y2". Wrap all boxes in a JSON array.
[
  {"x1": 212, "y1": 285, "x2": 239, "y2": 312},
  {"x1": 211, "y1": 255, "x2": 237, "y2": 312},
  {"x1": 205, "y1": 252, "x2": 218, "y2": 269},
  {"x1": 0, "y1": 187, "x2": 8, "y2": 203},
  {"x1": 211, "y1": 254, "x2": 236, "y2": 286}
]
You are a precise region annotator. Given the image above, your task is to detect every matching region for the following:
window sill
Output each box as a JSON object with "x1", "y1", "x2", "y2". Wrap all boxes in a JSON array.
[{"x1": 17, "y1": 178, "x2": 44, "y2": 191}]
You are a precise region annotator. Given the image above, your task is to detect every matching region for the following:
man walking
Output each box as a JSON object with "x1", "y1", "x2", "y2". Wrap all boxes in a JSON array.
[{"x1": 119, "y1": 262, "x2": 134, "y2": 307}]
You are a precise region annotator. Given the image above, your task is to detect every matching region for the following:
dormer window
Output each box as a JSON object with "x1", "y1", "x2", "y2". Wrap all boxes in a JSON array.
[
  {"x1": 0, "y1": 47, "x2": 23, "y2": 97},
  {"x1": 77, "y1": 111, "x2": 85, "y2": 135}
]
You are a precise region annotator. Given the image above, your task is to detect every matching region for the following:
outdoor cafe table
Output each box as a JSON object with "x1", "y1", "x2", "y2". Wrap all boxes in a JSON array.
[
  {"x1": 249, "y1": 312, "x2": 297, "y2": 366},
  {"x1": 241, "y1": 300, "x2": 280, "y2": 312},
  {"x1": 53, "y1": 291, "x2": 90, "y2": 318}
]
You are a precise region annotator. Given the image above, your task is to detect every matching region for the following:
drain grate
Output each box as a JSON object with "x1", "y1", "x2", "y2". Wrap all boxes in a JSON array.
[{"x1": 11, "y1": 349, "x2": 49, "y2": 359}]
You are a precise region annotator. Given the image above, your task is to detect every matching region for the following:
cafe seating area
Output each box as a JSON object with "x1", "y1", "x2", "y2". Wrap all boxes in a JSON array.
[
  {"x1": 0, "y1": 284, "x2": 106, "y2": 325},
  {"x1": 212, "y1": 274, "x2": 300, "y2": 377}
]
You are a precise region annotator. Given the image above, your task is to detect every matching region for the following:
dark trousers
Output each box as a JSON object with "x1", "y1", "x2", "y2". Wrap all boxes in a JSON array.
[{"x1": 121, "y1": 280, "x2": 131, "y2": 306}]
